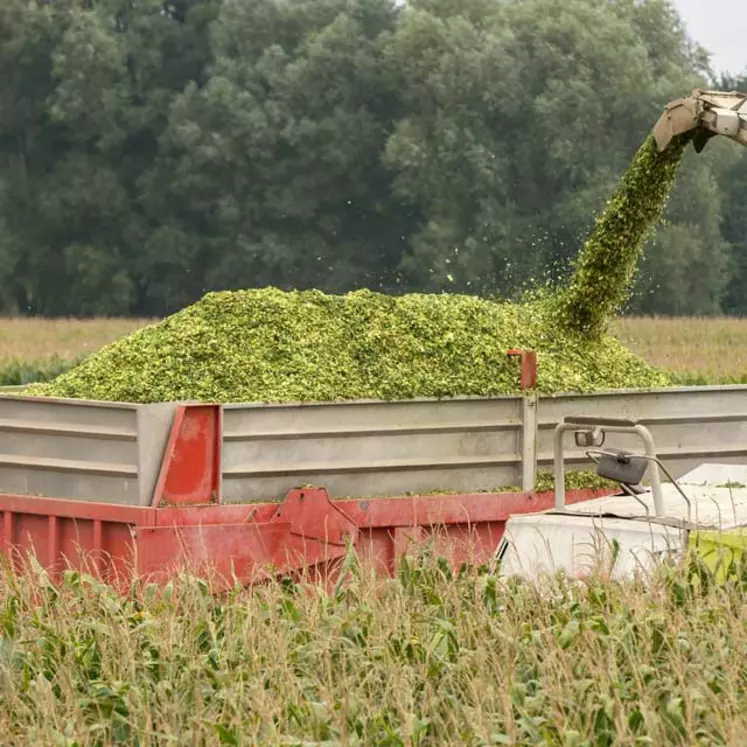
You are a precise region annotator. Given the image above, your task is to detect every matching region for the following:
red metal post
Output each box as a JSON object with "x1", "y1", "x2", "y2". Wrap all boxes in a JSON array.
[
  {"x1": 507, "y1": 349, "x2": 538, "y2": 390},
  {"x1": 2, "y1": 510, "x2": 13, "y2": 559},
  {"x1": 47, "y1": 515, "x2": 58, "y2": 578}
]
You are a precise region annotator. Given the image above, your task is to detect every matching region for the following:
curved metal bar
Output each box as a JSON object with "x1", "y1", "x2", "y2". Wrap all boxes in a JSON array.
[{"x1": 553, "y1": 420, "x2": 665, "y2": 516}]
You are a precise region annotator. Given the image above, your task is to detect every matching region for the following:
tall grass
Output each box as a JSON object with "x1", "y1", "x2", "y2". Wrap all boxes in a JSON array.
[{"x1": 1, "y1": 549, "x2": 746, "y2": 746}]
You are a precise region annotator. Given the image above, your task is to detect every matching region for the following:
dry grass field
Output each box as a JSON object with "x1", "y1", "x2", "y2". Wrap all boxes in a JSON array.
[
  {"x1": 613, "y1": 316, "x2": 747, "y2": 381},
  {"x1": 0, "y1": 317, "x2": 154, "y2": 364}
]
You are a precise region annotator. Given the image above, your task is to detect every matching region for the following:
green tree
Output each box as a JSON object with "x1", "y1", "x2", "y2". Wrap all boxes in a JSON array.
[
  {"x1": 0, "y1": 0, "x2": 219, "y2": 316},
  {"x1": 717, "y1": 75, "x2": 747, "y2": 315},
  {"x1": 144, "y1": 0, "x2": 407, "y2": 314},
  {"x1": 721, "y1": 155, "x2": 747, "y2": 315},
  {"x1": 0, "y1": 0, "x2": 72, "y2": 313},
  {"x1": 381, "y1": 0, "x2": 521, "y2": 294},
  {"x1": 0, "y1": 0, "x2": 741, "y2": 319},
  {"x1": 384, "y1": 0, "x2": 717, "y2": 303}
]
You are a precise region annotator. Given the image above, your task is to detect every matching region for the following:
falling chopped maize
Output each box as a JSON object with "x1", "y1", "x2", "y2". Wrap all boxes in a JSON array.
[{"x1": 559, "y1": 133, "x2": 692, "y2": 337}]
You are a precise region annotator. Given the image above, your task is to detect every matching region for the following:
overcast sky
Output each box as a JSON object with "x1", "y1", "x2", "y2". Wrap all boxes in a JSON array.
[{"x1": 672, "y1": 0, "x2": 747, "y2": 76}]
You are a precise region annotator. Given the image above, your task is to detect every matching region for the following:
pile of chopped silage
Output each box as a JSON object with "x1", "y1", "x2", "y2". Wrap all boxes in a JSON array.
[{"x1": 25, "y1": 288, "x2": 669, "y2": 404}]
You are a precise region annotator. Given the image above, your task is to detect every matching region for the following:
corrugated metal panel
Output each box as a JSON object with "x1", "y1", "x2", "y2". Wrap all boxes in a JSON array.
[
  {"x1": 0, "y1": 397, "x2": 175, "y2": 505},
  {"x1": 538, "y1": 386, "x2": 747, "y2": 480},
  {"x1": 223, "y1": 387, "x2": 747, "y2": 502},
  {"x1": 2, "y1": 385, "x2": 747, "y2": 506},
  {"x1": 221, "y1": 398, "x2": 525, "y2": 502}
]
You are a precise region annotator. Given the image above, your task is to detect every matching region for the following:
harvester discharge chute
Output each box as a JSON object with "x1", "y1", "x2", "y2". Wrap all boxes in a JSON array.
[{"x1": 653, "y1": 88, "x2": 747, "y2": 153}]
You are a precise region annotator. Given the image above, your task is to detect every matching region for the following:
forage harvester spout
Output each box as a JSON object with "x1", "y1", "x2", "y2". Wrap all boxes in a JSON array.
[{"x1": 652, "y1": 88, "x2": 747, "y2": 153}]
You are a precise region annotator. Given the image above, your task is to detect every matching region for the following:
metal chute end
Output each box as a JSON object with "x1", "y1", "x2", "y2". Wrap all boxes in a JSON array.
[
  {"x1": 652, "y1": 88, "x2": 747, "y2": 153},
  {"x1": 652, "y1": 94, "x2": 701, "y2": 152}
]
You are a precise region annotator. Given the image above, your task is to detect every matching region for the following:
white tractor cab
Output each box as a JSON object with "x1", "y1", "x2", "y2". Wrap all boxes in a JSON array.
[{"x1": 497, "y1": 416, "x2": 747, "y2": 583}]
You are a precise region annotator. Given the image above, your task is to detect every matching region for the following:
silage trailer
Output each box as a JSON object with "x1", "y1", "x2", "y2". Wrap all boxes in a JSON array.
[
  {"x1": 2, "y1": 372, "x2": 747, "y2": 589},
  {"x1": 0, "y1": 353, "x2": 612, "y2": 590},
  {"x1": 4, "y1": 88, "x2": 747, "y2": 588}
]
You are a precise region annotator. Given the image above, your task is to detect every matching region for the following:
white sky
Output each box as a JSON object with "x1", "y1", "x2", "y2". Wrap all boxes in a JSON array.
[{"x1": 672, "y1": 0, "x2": 747, "y2": 76}]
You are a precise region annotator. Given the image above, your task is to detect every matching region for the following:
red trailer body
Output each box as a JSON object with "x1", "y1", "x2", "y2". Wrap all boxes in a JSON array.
[{"x1": 0, "y1": 402, "x2": 611, "y2": 590}]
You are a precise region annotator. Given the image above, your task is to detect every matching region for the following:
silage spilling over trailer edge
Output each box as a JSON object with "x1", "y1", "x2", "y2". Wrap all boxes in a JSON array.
[{"x1": 26, "y1": 289, "x2": 668, "y2": 403}]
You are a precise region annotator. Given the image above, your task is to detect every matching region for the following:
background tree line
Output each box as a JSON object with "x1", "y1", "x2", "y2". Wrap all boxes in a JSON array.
[{"x1": 1, "y1": 0, "x2": 746, "y2": 318}]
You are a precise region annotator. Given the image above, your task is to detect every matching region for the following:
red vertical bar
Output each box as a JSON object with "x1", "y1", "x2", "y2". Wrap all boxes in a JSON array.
[
  {"x1": 391, "y1": 526, "x2": 425, "y2": 574},
  {"x1": 48, "y1": 515, "x2": 58, "y2": 578},
  {"x1": 523, "y1": 351, "x2": 537, "y2": 390},
  {"x1": 3, "y1": 511, "x2": 12, "y2": 559},
  {"x1": 92, "y1": 520, "x2": 103, "y2": 578},
  {"x1": 507, "y1": 349, "x2": 537, "y2": 391}
]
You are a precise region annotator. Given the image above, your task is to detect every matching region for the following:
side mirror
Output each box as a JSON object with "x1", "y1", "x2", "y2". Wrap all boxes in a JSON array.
[
  {"x1": 574, "y1": 428, "x2": 605, "y2": 448},
  {"x1": 596, "y1": 449, "x2": 648, "y2": 486}
]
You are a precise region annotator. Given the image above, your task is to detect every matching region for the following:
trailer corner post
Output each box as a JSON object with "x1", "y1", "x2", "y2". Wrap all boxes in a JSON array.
[
  {"x1": 521, "y1": 394, "x2": 538, "y2": 491},
  {"x1": 509, "y1": 348, "x2": 539, "y2": 493},
  {"x1": 507, "y1": 349, "x2": 538, "y2": 392},
  {"x1": 634, "y1": 424, "x2": 665, "y2": 517},
  {"x1": 553, "y1": 423, "x2": 568, "y2": 510}
]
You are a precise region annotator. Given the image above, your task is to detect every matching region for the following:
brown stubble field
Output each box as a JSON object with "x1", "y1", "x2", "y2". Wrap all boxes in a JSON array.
[
  {"x1": 0, "y1": 317, "x2": 155, "y2": 363},
  {"x1": 612, "y1": 316, "x2": 747, "y2": 380},
  {"x1": 0, "y1": 315, "x2": 746, "y2": 381}
]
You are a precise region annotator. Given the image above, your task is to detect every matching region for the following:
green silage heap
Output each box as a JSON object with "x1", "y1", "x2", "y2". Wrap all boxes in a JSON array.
[
  {"x1": 559, "y1": 133, "x2": 692, "y2": 337},
  {"x1": 26, "y1": 288, "x2": 668, "y2": 404}
]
